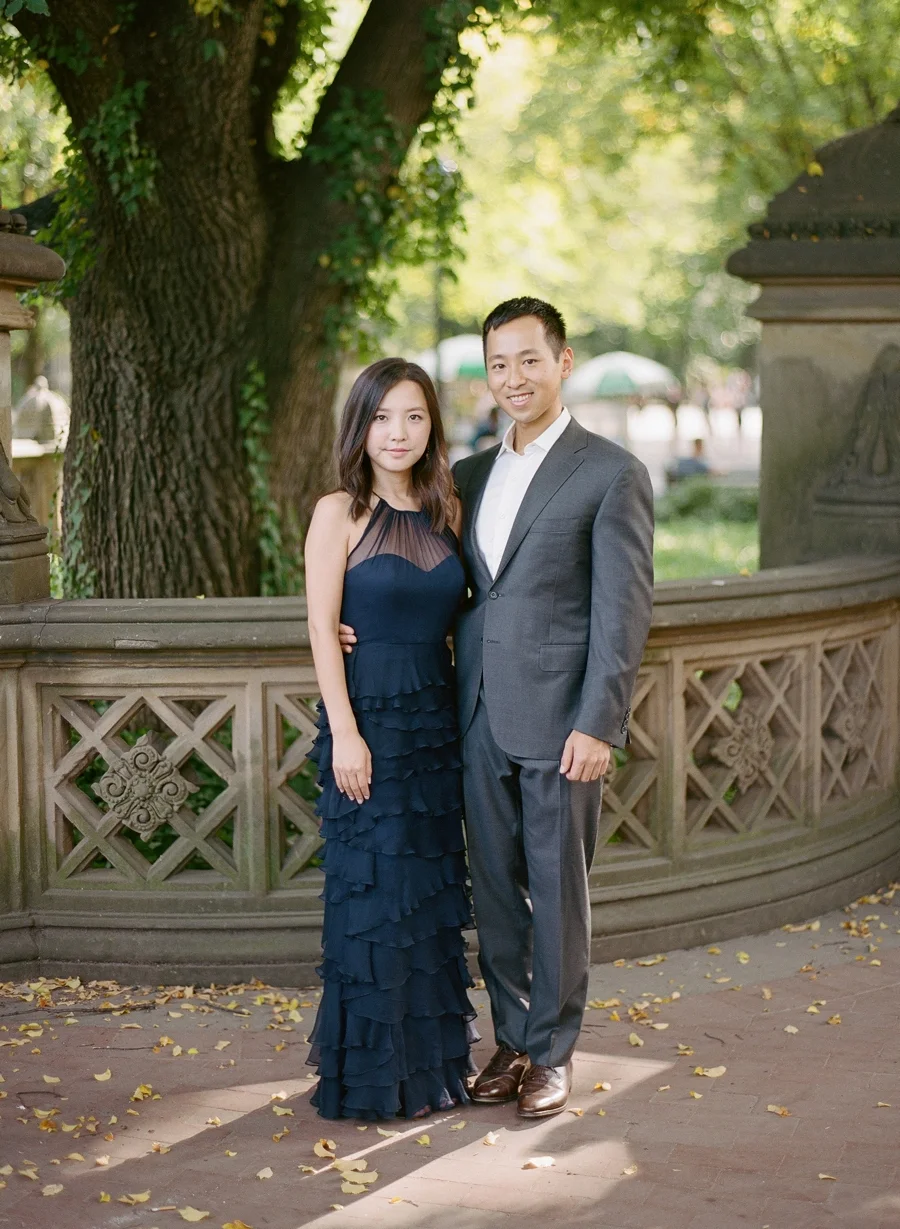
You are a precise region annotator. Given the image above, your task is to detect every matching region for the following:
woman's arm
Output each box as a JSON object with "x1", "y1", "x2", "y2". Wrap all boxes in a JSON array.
[{"x1": 305, "y1": 493, "x2": 371, "y2": 804}]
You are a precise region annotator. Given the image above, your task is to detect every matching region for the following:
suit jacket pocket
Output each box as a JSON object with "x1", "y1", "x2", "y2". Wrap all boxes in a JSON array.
[
  {"x1": 530, "y1": 515, "x2": 583, "y2": 534},
  {"x1": 539, "y1": 643, "x2": 589, "y2": 672}
]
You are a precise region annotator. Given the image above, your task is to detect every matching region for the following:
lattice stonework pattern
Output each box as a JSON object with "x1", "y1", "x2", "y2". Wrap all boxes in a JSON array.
[
  {"x1": 44, "y1": 687, "x2": 244, "y2": 885},
  {"x1": 595, "y1": 667, "x2": 663, "y2": 860},
  {"x1": 820, "y1": 631, "x2": 893, "y2": 806},
  {"x1": 684, "y1": 650, "x2": 807, "y2": 844},
  {"x1": 265, "y1": 686, "x2": 324, "y2": 887}
]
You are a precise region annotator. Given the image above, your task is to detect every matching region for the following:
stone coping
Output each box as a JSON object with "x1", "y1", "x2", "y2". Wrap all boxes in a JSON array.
[
  {"x1": 0, "y1": 231, "x2": 66, "y2": 285},
  {"x1": 0, "y1": 556, "x2": 898, "y2": 651}
]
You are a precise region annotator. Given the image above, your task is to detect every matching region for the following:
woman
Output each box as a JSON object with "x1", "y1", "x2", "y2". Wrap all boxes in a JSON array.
[{"x1": 304, "y1": 357, "x2": 477, "y2": 1121}]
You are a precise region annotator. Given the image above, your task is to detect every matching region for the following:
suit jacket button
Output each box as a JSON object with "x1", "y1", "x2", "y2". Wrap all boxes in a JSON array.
[{"x1": 489, "y1": 590, "x2": 498, "y2": 599}]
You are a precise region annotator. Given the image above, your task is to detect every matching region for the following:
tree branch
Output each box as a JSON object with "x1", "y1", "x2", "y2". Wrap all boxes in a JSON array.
[
  {"x1": 249, "y1": 0, "x2": 306, "y2": 154},
  {"x1": 307, "y1": 0, "x2": 467, "y2": 147}
]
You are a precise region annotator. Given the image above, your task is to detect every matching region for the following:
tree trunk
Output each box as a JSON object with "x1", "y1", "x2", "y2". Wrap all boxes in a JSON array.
[{"x1": 13, "y1": 0, "x2": 474, "y2": 597}]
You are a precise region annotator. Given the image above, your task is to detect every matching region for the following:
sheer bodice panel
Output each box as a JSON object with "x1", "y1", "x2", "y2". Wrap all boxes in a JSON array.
[{"x1": 341, "y1": 500, "x2": 465, "y2": 646}]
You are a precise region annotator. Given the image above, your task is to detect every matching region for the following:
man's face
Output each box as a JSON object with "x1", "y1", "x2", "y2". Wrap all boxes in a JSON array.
[{"x1": 484, "y1": 315, "x2": 574, "y2": 427}]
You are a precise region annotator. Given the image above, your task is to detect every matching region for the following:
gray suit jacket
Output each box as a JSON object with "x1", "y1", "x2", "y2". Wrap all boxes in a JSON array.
[{"x1": 453, "y1": 419, "x2": 654, "y2": 760}]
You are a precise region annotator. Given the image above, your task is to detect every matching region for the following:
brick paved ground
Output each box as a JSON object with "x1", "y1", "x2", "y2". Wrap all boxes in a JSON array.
[{"x1": 1, "y1": 890, "x2": 899, "y2": 1229}]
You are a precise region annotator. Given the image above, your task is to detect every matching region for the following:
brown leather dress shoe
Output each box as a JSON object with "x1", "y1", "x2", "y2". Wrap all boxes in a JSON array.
[
  {"x1": 471, "y1": 1045, "x2": 530, "y2": 1104},
  {"x1": 517, "y1": 1062, "x2": 572, "y2": 1118}
]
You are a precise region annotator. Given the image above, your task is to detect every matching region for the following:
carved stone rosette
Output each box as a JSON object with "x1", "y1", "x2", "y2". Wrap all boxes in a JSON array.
[
  {"x1": 94, "y1": 734, "x2": 198, "y2": 837},
  {"x1": 711, "y1": 711, "x2": 774, "y2": 793},
  {"x1": 826, "y1": 698, "x2": 868, "y2": 762}
]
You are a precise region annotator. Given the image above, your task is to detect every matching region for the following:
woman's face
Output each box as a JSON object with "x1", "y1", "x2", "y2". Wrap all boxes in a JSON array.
[{"x1": 364, "y1": 379, "x2": 432, "y2": 476}]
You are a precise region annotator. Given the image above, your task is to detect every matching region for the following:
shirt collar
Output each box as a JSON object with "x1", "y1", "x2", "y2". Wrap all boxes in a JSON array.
[{"x1": 499, "y1": 407, "x2": 571, "y2": 457}]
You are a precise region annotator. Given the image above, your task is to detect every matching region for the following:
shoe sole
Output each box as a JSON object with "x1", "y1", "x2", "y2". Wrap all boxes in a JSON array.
[
  {"x1": 516, "y1": 1103, "x2": 568, "y2": 1119},
  {"x1": 470, "y1": 1091, "x2": 521, "y2": 1105}
]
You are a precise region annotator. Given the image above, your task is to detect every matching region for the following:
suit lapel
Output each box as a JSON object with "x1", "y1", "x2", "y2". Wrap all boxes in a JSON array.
[
  {"x1": 461, "y1": 445, "x2": 499, "y2": 582},
  {"x1": 494, "y1": 419, "x2": 588, "y2": 580}
]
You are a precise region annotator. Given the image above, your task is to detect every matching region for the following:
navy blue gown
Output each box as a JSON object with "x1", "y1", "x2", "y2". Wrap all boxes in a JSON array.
[{"x1": 307, "y1": 498, "x2": 477, "y2": 1120}]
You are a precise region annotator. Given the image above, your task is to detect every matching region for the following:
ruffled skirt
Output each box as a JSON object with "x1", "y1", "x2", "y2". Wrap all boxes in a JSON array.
[{"x1": 307, "y1": 641, "x2": 478, "y2": 1120}]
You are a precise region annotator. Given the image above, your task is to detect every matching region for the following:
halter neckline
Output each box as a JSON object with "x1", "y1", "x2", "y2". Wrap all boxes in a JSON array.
[{"x1": 375, "y1": 495, "x2": 423, "y2": 515}]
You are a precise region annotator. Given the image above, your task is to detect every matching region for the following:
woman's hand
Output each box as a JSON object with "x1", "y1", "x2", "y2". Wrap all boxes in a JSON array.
[{"x1": 332, "y1": 728, "x2": 372, "y2": 804}]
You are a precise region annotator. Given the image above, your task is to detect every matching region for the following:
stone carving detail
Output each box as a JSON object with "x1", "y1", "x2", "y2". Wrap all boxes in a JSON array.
[
  {"x1": 711, "y1": 711, "x2": 775, "y2": 793},
  {"x1": 816, "y1": 345, "x2": 900, "y2": 511},
  {"x1": 825, "y1": 698, "x2": 868, "y2": 762},
  {"x1": 0, "y1": 437, "x2": 39, "y2": 528},
  {"x1": 820, "y1": 633, "x2": 890, "y2": 804},
  {"x1": 685, "y1": 652, "x2": 806, "y2": 842},
  {"x1": 93, "y1": 733, "x2": 198, "y2": 837},
  {"x1": 595, "y1": 668, "x2": 661, "y2": 858}
]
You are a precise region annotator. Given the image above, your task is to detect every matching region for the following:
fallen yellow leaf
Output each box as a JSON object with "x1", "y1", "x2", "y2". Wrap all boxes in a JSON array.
[
  {"x1": 131, "y1": 1083, "x2": 153, "y2": 1101},
  {"x1": 762, "y1": 987, "x2": 773, "y2": 1000},
  {"x1": 622, "y1": 1164, "x2": 638, "y2": 1175},
  {"x1": 99, "y1": 1192, "x2": 111, "y2": 1202},
  {"x1": 256, "y1": 1167, "x2": 273, "y2": 1180},
  {"x1": 784, "y1": 1025, "x2": 799, "y2": 1035},
  {"x1": 41, "y1": 1183, "x2": 64, "y2": 1196},
  {"x1": 178, "y1": 1209, "x2": 210, "y2": 1223},
  {"x1": 636, "y1": 954, "x2": 665, "y2": 966},
  {"x1": 767, "y1": 1105, "x2": 791, "y2": 1117},
  {"x1": 876, "y1": 1102, "x2": 891, "y2": 1108},
  {"x1": 689, "y1": 1091, "x2": 703, "y2": 1100},
  {"x1": 707, "y1": 946, "x2": 721, "y2": 955},
  {"x1": 819, "y1": 1173, "x2": 837, "y2": 1180},
  {"x1": 694, "y1": 1066, "x2": 726, "y2": 1078},
  {"x1": 151, "y1": 1142, "x2": 171, "y2": 1154},
  {"x1": 523, "y1": 1156, "x2": 555, "y2": 1169},
  {"x1": 225, "y1": 1150, "x2": 238, "y2": 1157},
  {"x1": 64, "y1": 1153, "x2": 84, "y2": 1162},
  {"x1": 449, "y1": 1121, "x2": 466, "y2": 1131},
  {"x1": 313, "y1": 1139, "x2": 336, "y2": 1158},
  {"x1": 628, "y1": 1033, "x2": 644, "y2": 1047},
  {"x1": 483, "y1": 1131, "x2": 500, "y2": 1146},
  {"x1": 42, "y1": 1075, "x2": 60, "y2": 1084},
  {"x1": 118, "y1": 1191, "x2": 151, "y2": 1205},
  {"x1": 593, "y1": 1082, "x2": 612, "y2": 1092},
  {"x1": 416, "y1": 1134, "x2": 431, "y2": 1146},
  {"x1": 826, "y1": 1015, "x2": 842, "y2": 1026},
  {"x1": 272, "y1": 1105, "x2": 294, "y2": 1116},
  {"x1": 214, "y1": 1040, "x2": 231, "y2": 1051},
  {"x1": 736, "y1": 952, "x2": 750, "y2": 964},
  {"x1": 93, "y1": 1069, "x2": 112, "y2": 1081},
  {"x1": 341, "y1": 1181, "x2": 366, "y2": 1195},
  {"x1": 375, "y1": 1127, "x2": 398, "y2": 1137},
  {"x1": 95, "y1": 1155, "x2": 110, "y2": 1167},
  {"x1": 333, "y1": 1159, "x2": 367, "y2": 1173},
  {"x1": 223, "y1": 1221, "x2": 254, "y2": 1229},
  {"x1": 657, "y1": 1085, "x2": 671, "y2": 1092}
]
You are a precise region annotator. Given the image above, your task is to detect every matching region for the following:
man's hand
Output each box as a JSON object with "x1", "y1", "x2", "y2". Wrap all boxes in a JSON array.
[
  {"x1": 338, "y1": 623, "x2": 357, "y2": 654},
  {"x1": 560, "y1": 730, "x2": 611, "y2": 782}
]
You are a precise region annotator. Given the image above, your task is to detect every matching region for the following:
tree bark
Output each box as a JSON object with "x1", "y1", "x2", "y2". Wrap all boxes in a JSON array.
[{"x1": 12, "y1": 0, "x2": 474, "y2": 597}]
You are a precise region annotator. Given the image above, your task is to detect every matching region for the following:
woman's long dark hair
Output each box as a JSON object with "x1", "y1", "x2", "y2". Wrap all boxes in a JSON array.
[{"x1": 336, "y1": 357, "x2": 455, "y2": 533}]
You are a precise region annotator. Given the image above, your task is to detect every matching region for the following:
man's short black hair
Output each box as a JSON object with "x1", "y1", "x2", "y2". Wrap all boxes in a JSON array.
[{"x1": 482, "y1": 296, "x2": 567, "y2": 359}]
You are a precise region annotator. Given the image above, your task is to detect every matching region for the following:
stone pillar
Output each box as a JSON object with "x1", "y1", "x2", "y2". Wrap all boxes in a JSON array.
[
  {"x1": 728, "y1": 106, "x2": 900, "y2": 569},
  {"x1": 0, "y1": 201, "x2": 65, "y2": 603}
]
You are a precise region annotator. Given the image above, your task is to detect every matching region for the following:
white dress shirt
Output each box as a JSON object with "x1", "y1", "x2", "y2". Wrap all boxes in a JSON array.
[{"x1": 475, "y1": 408, "x2": 571, "y2": 578}]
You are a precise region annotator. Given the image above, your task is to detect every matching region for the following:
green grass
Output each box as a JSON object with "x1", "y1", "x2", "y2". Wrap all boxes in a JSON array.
[{"x1": 653, "y1": 517, "x2": 759, "y2": 581}]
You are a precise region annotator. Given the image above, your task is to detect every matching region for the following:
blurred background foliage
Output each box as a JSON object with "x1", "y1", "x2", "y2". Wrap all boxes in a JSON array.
[{"x1": 384, "y1": 0, "x2": 900, "y2": 369}]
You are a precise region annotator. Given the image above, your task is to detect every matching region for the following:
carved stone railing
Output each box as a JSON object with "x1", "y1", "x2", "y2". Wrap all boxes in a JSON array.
[{"x1": 1, "y1": 556, "x2": 898, "y2": 981}]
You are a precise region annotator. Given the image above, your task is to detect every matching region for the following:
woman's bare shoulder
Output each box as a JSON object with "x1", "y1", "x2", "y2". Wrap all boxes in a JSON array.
[{"x1": 312, "y1": 490, "x2": 355, "y2": 525}]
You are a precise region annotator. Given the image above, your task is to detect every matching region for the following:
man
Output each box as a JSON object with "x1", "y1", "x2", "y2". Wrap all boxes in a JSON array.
[
  {"x1": 340, "y1": 296, "x2": 654, "y2": 1118},
  {"x1": 452, "y1": 296, "x2": 654, "y2": 1118}
]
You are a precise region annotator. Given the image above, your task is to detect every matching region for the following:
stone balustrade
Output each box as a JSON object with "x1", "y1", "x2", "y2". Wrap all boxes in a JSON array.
[{"x1": 1, "y1": 555, "x2": 897, "y2": 983}]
